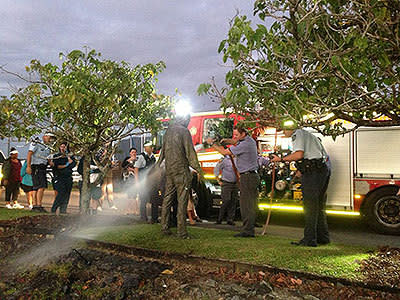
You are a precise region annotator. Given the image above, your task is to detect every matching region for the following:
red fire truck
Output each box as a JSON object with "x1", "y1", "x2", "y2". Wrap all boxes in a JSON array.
[{"x1": 151, "y1": 111, "x2": 400, "y2": 235}]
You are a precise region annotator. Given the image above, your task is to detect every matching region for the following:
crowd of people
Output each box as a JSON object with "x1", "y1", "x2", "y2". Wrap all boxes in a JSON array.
[{"x1": 1, "y1": 115, "x2": 339, "y2": 247}]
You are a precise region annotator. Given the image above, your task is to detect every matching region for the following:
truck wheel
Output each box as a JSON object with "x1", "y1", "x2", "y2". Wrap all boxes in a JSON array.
[{"x1": 363, "y1": 188, "x2": 400, "y2": 235}]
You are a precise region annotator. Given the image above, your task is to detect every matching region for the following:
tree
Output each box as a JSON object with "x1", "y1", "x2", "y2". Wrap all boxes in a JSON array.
[
  {"x1": 4, "y1": 49, "x2": 171, "y2": 213},
  {"x1": 199, "y1": 0, "x2": 400, "y2": 135}
]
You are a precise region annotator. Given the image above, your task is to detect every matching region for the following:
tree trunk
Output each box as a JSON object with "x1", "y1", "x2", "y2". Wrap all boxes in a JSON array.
[{"x1": 80, "y1": 155, "x2": 91, "y2": 214}]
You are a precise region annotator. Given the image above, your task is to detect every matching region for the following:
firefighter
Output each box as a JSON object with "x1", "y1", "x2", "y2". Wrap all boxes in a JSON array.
[
  {"x1": 213, "y1": 154, "x2": 239, "y2": 226},
  {"x1": 156, "y1": 114, "x2": 203, "y2": 239},
  {"x1": 207, "y1": 126, "x2": 260, "y2": 237},
  {"x1": 271, "y1": 121, "x2": 330, "y2": 247}
]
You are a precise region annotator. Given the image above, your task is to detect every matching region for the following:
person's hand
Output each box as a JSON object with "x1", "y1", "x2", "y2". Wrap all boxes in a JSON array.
[
  {"x1": 218, "y1": 180, "x2": 222, "y2": 186},
  {"x1": 68, "y1": 157, "x2": 73, "y2": 164},
  {"x1": 2, "y1": 179, "x2": 8, "y2": 186},
  {"x1": 397, "y1": 189, "x2": 400, "y2": 196},
  {"x1": 26, "y1": 166, "x2": 32, "y2": 175},
  {"x1": 206, "y1": 137, "x2": 214, "y2": 146},
  {"x1": 270, "y1": 154, "x2": 281, "y2": 162},
  {"x1": 220, "y1": 138, "x2": 229, "y2": 145},
  {"x1": 49, "y1": 160, "x2": 54, "y2": 167}
]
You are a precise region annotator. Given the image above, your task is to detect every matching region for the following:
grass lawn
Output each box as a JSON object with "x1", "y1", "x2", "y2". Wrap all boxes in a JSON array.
[
  {"x1": 0, "y1": 207, "x2": 43, "y2": 220},
  {"x1": 79, "y1": 224, "x2": 373, "y2": 280}
]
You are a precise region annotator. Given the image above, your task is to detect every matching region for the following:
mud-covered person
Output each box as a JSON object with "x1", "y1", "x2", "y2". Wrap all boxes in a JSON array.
[
  {"x1": 156, "y1": 114, "x2": 203, "y2": 239},
  {"x1": 271, "y1": 121, "x2": 330, "y2": 247},
  {"x1": 207, "y1": 126, "x2": 259, "y2": 237},
  {"x1": 26, "y1": 133, "x2": 53, "y2": 212},
  {"x1": 51, "y1": 142, "x2": 76, "y2": 214},
  {"x1": 2, "y1": 148, "x2": 24, "y2": 209},
  {"x1": 213, "y1": 152, "x2": 239, "y2": 226}
]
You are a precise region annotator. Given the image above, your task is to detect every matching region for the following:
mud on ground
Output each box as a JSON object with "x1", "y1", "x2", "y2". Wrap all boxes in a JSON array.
[{"x1": 0, "y1": 215, "x2": 400, "y2": 299}]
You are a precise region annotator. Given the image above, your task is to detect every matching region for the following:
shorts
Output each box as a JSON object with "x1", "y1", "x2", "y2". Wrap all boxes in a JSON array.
[
  {"x1": 21, "y1": 183, "x2": 33, "y2": 193},
  {"x1": 32, "y1": 164, "x2": 48, "y2": 191}
]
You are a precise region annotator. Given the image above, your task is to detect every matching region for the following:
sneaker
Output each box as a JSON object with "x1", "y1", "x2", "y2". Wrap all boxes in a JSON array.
[
  {"x1": 97, "y1": 206, "x2": 103, "y2": 212},
  {"x1": 13, "y1": 203, "x2": 24, "y2": 209},
  {"x1": 6, "y1": 204, "x2": 13, "y2": 209},
  {"x1": 29, "y1": 204, "x2": 33, "y2": 210},
  {"x1": 110, "y1": 205, "x2": 118, "y2": 210}
]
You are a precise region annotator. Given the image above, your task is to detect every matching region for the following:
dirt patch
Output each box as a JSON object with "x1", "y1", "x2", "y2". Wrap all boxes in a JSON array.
[
  {"x1": 0, "y1": 248, "x2": 169, "y2": 299},
  {"x1": 1, "y1": 215, "x2": 400, "y2": 299},
  {"x1": 359, "y1": 246, "x2": 400, "y2": 288}
]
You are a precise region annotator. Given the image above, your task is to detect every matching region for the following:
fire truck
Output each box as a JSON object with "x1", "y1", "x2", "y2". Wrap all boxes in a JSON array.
[{"x1": 146, "y1": 111, "x2": 400, "y2": 235}]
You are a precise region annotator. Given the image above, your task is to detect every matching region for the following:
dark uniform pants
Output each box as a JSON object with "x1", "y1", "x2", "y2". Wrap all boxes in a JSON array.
[
  {"x1": 239, "y1": 173, "x2": 260, "y2": 235},
  {"x1": 301, "y1": 165, "x2": 330, "y2": 245},
  {"x1": 218, "y1": 182, "x2": 238, "y2": 223},
  {"x1": 52, "y1": 177, "x2": 73, "y2": 213},
  {"x1": 5, "y1": 181, "x2": 20, "y2": 203},
  {"x1": 161, "y1": 171, "x2": 191, "y2": 237}
]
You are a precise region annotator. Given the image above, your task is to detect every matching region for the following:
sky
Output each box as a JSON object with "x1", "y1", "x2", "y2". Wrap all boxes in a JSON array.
[{"x1": 0, "y1": 0, "x2": 255, "y2": 112}]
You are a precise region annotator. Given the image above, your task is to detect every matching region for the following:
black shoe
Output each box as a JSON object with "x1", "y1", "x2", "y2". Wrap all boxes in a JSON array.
[
  {"x1": 32, "y1": 206, "x2": 41, "y2": 212},
  {"x1": 227, "y1": 221, "x2": 235, "y2": 226},
  {"x1": 234, "y1": 232, "x2": 255, "y2": 238},
  {"x1": 150, "y1": 219, "x2": 160, "y2": 224},
  {"x1": 291, "y1": 240, "x2": 317, "y2": 247},
  {"x1": 215, "y1": 220, "x2": 222, "y2": 225}
]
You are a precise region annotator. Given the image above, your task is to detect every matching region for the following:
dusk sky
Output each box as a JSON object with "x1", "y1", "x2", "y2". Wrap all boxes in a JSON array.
[{"x1": 0, "y1": 0, "x2": 256, "y2": 112}]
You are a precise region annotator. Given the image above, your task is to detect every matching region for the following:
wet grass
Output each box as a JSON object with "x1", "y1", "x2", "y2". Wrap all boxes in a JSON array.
[
  {"x1": 84, "y1": 224, "x2": 373, "y2": 280},
  {"x1": 0, "y1": 207, "x2": 43, "y2": 220}
]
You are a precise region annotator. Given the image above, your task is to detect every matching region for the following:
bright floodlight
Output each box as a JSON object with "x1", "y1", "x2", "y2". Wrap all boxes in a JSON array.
[
  {"x1": 175, "y1": 99, "x2": 192, "y2": 116},
  {"x1": 283, "y1": 120, "x2": 295, "y2": 127}
]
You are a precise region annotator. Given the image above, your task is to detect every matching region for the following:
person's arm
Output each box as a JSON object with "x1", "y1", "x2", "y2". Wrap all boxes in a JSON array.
[
  {"x1": 26, "y1": 150, "x2": 33, "y2": 174},
  {"x1": 271, "y1": 151, "x2": 304, "y2": 162},
  {"x1": 2, "y1": 160, "x2": 10, "y2": 184},
  {"x1": 183, "y1": 130, "x2": 202, "y2": 175}
]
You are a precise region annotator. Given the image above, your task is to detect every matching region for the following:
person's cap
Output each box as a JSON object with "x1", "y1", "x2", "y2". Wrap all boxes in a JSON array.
[
  {"x1": 144, "y1": 141, "x2": 153, "y2": 147},
  {"x1": 10, "y1": 148, "x2": 18, "y2": 154}
]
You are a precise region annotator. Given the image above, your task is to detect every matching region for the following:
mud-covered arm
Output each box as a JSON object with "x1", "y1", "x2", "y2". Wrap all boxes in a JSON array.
[{"x1": 183, "y1": 129, "x2": 202, "y2": 175}]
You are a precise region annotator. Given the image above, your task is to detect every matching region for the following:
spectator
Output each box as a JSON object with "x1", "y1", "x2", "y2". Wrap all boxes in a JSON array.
[
  {"x1": 122, "y1": 147, "x2": 138, "y2": 182},
  {"x1": 27, "y1": 133, "x2": 53, "y2": 212},
  {"x1": 122, "y1": 147, "x2": 139, "y2": 214},
  {"x1": 51, "y1": 142, "x2": 76, "y2": 214},
  {"x1": 2, "y1": 148, "x2": 23, "y2": 209},
  {"x1": 134, "y1": 142, "x2": 156, "y2": 222},
  {"x1": 20, "y1": 160, "x2": 34, "y2": 209}
]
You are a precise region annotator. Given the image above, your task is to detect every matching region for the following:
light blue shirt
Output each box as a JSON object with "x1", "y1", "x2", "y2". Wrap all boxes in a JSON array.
[
  {"x1": 28, "y1": 142, "x2": 50, "y2": 165},
  {"x1": 214, "y1": 156, "x2": 237, "y2": 183},
  {"x1": 292, "y1": 129, "x2": 327, "y2": 160},
  {"x1": 229, "y1": 135, "x2": 258, "y2": 173}
]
